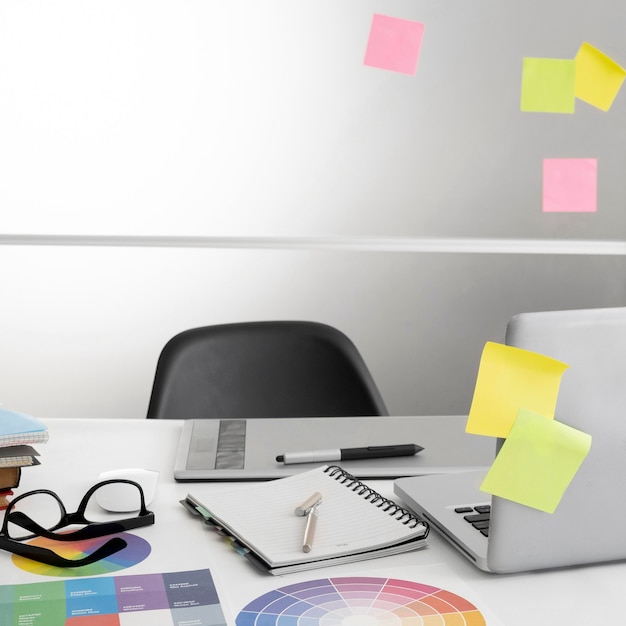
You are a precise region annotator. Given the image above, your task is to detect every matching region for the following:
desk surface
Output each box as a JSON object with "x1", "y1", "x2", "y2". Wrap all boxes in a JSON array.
[{"x1": 5, "y1": 418, "x2": 623, "y2": 625}]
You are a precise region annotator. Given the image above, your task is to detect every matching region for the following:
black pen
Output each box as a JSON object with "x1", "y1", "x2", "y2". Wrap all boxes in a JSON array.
[{"x1": 275, "y1": 444, "x2": 423, "y2": 465}]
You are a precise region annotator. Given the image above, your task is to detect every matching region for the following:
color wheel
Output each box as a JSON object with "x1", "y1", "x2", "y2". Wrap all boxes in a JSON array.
[
  {"x1": 237, "y1": 577, "x2": 486, "y2": 626},
  {"x1": 11, "y1": 531, "x2": 151, "y2": 577}
]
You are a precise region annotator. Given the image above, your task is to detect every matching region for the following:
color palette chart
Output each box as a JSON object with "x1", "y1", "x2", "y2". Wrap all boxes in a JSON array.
[
  {"x1": 0, "y1": 568, "x2": 226, "y2": 626},
  {"x1": 236, "y1": 576, "x2": 486, "y2": 626}
]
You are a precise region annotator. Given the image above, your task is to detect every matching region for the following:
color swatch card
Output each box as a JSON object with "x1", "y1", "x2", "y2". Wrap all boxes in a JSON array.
[{"x1": 0, "y1": 568, "x2": 226, "y2": 626}]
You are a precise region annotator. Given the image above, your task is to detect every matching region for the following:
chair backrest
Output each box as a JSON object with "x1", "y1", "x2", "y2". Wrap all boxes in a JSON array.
[{"x1": 146, "y1": 321, "x2": 388, "y2": 419}]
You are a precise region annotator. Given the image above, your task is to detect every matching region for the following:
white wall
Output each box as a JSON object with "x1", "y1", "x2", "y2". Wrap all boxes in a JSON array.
[
  {"x1": 1, "y1": 244, "x2": 624, "y2": 419},
  {"x1": 1, "y1": 1, "x2": 625, "y2": 419}
]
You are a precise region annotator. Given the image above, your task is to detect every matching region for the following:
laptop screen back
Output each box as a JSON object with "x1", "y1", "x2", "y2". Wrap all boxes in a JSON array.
[{"x1": 487, "y1": 306, "x2": 626, "y2": 572}]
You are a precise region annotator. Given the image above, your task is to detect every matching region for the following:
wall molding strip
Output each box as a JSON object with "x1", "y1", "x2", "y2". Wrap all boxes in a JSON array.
[{"x1": 0, "y1": 235, "x2": 625, "y2": 255}]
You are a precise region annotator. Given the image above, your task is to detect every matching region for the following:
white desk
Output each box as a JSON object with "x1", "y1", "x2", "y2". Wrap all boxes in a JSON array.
[{"x1": 5, "y1": 418, "x2": 624, "y2": 625}]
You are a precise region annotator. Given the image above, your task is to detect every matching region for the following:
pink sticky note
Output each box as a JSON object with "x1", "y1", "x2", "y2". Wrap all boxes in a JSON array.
[
  {"x1": 542, "y1": 158, "x2": 598, "y2": 213},
  {"x1": 364, "y1": 14, "x2": 425, "y2": 75}
]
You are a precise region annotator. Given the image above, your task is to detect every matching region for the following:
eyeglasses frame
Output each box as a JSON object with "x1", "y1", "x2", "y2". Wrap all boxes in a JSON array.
[{"x1": 0, "y1": 479, "x2": 155, "y2": 568}]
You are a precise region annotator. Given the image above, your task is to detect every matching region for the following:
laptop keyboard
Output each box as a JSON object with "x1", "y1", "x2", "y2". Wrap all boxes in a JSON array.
[{"x1": 455, "y1": 505, "x2": 491, "y2": 537}]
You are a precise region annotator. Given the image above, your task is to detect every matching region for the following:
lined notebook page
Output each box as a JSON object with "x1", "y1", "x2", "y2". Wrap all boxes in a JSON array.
[{"x1": 189, "y1": 465, "x2": 427, "y2": 567}]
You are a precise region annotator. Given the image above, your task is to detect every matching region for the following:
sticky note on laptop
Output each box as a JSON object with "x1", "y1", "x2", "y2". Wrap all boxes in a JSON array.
[
  {"x1": 466, "y1": 342, "x2": 569, "y2": 438},
  {"x1": 479, "y1": 408, "x2": 592, "y2": 513}
]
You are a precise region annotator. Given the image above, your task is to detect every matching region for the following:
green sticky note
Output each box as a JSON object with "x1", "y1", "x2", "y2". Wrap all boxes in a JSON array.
[
  {"x1": 521, "y1": 57, "x2": 576, "y2": 113},
  {"x1": 466, "y1": 342, "x2": 569, "y2": 438},
  {"x1": 480, "y1": 409, "x2": 592, "y2": 513}
]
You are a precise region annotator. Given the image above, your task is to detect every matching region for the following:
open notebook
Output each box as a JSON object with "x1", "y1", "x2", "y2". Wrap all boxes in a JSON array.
[{"x1": 183, "y1": 465, "x2": 429, "y2": 574}]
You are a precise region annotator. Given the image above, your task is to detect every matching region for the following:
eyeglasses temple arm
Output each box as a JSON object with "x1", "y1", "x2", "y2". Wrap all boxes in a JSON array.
[
  {"x1": 0, "y1": 536, "x2": 127, "y2": 568},
  {"x1": 6, "y1": 510, "x2": 154, "y2": 541}
]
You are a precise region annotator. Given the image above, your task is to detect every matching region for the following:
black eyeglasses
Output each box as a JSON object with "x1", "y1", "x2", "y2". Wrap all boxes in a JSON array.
[{"x1": 0, "y1": 479, "x2": 155, "y2": 568}]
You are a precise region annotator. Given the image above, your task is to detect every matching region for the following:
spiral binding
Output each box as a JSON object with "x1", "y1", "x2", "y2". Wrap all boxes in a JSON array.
[{"x1": 324, "y1": 466, "x2": 430, "y2": 534}]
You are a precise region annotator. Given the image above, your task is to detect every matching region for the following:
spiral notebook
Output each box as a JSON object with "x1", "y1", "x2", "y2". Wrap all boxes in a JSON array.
[
  {"x1": 0, "y1": 408, "x2": 48, "y2": 447},
  {"x1": 183, "y1": 465, "x2": 429, "y2": 574}
]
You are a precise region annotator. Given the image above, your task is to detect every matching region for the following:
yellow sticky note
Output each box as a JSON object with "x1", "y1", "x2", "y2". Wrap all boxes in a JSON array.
[
  {"x1": 466, "y1": 342, "x2": 568, "y2": 438},
  {"x1": 575, "y1": 42, "x2": 626, "y2": 112},
  {"x1": 480, "y1": 409, "x2": 592, "y2": 513},
  {"x1": 520, "y1": 57, "x2": 576, "y2": 113}
]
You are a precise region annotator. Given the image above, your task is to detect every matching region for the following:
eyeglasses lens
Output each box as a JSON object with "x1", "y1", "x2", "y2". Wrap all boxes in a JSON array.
[
  {"x1": 7, "y1": 482, "x2": 145, "y2": 543},
  {"x1": 83, "y1": 482, "x2": 144, "y2": 521},
  {"x1": 7, "y1": 492, "x2": 63, "y2": 540}
]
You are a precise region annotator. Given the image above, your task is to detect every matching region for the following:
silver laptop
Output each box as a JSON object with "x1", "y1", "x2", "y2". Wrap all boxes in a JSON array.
[
  {"x1": 174, "y1": 415, "x2": 494, "y2": 481},
  {"x1": 395, "y1": 306, "x2": 626, "y2": 573}
]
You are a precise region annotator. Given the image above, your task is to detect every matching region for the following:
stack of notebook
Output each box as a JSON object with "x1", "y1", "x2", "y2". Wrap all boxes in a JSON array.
[{"x1": 0, "y1": 407, "x2": 48, "y2": 508}]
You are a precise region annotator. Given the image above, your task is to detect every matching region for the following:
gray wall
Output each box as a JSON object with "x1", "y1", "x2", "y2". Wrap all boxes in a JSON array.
[{"x1": 0, "y1": 1, "x2": 625, "y2": 418}]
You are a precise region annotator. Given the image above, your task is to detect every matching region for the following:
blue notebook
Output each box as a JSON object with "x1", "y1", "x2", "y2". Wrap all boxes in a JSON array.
[{"x1": 0, "y1": 407, "x2": 48, "y2": 447}]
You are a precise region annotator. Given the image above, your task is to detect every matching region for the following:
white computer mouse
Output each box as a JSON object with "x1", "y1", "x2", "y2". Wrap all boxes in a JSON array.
[{"x1": 96, "y1": 468, "x2": 159, "y2": 512}]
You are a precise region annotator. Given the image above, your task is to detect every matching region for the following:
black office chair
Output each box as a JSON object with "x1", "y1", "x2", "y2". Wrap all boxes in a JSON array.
[{"x1": 146, "y1": 321, "x2": 388, "y2": 419}]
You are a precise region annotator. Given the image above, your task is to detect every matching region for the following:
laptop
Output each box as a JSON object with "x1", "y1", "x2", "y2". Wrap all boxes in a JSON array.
[
  {"x1": 395, "y1": 306, "x2": 626, "y2": 573},
  {"x1": 173, "y1": 415, "x2": 494, "y2": 481}
]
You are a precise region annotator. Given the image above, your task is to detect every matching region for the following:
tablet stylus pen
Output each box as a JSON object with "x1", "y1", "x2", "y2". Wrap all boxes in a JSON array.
[{"x1": 276, "y1": 444, "x2": 423, "y2": 465}]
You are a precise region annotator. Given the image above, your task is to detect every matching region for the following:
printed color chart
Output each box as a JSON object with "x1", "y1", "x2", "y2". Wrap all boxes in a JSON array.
[
  {"x1": 0, "y1": 568, "x2": 226, "y2": 625},
  {"x1": 236, "y1": 576, "x2": 486, "y2": 625}
]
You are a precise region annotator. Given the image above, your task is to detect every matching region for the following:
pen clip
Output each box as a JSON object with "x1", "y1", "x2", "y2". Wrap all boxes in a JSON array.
[{"x1": 295, "y1": 491, "x2": 322, "y2": 516}]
